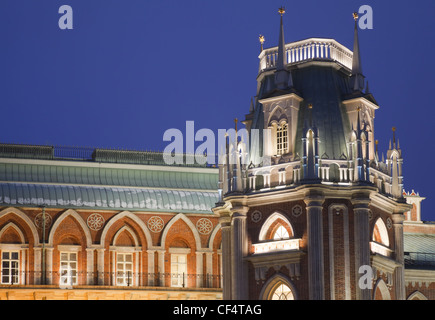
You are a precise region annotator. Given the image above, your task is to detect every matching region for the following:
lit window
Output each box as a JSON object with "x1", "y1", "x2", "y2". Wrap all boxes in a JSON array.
[
  {"x1": 276, "y1": 123, "x2": 288, "y2": 155},
  {"x1": 272, "y1": 283, "x2": 294, "y2": 300},
  {"x1": 60, "y1": 252, "x2": 77, "y2": 286},
  {"x1": 116, "y1": 253, "x2": 133, "y2": 286},
  {"x1": 273, "y1": 225, "x2": 289, "y2": 240},
  {"x1": 1, "y1": 251, "x2": 19, "y2": 284},
  {"x1": 171, "y1": 254, "x2": 187, "y2": 287}
]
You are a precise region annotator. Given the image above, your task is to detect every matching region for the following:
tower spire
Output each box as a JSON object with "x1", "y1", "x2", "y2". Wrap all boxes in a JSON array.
[
  {"x1": 351, "y1": 12, "x2": 365, "y2": 92},
  {"x1": 276, "y1": 7, "x2": 286, "y2": 71},
  {"x1": 274, "y1": 7, "x2": 291, "y2": 89}
]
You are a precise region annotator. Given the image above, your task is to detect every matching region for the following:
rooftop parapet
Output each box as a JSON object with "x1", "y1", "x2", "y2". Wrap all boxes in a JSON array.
[{"x1": 259, "y1": 38, "x2": 353, "y2": 73}]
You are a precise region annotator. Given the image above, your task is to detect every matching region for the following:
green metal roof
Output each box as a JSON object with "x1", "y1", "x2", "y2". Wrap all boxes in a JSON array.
[
  {"x1": 0, "y1": 162, "x2": 218, "y2": 191},
  {"x1": 0, "y1": 182, "x2": 218, "y2": 213}
]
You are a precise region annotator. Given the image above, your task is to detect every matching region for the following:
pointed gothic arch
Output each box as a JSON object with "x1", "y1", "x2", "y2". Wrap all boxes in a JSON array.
[
  {"x1": 373, "y1": 278, "x2": 391, "y2": 300},
  {"x1": 0, "y1": 222, "x2": 26, "y2": 244},
  {"x1": 112, "y1": 225, "x2": 140, "y2": 247},
  {"x1": 407, "y1": 291, "x2": 428, "y2": 300},
  {"x1": 161, "y1": 213, "x2": 202, "y2": 250},
  {"x1": 100, "y1": 210, "x2": 152, "y2": 248},
  {"x1": 259, "y1": 211, "x2": 294, "y2": 242},
  {"x1": 48, "y1": 209, "x2": 92, "y2": 247},
  {"x1": 372, "y1": 217, "x2": 390, "y2": 247},
  {"x1": 0, "y1": 207, "x2": 39, "y2": 245},
  {"x1": 259, "y1": 273, "x2": 298, "y2": 300}
]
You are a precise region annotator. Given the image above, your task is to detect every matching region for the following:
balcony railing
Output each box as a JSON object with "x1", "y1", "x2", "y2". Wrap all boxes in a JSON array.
[
  {"x1": 0, "y1": 271, "x2": 223, "y2": 289},
  {"x1": 259, "y1": 38, "x2": 353, "y2": 72}
]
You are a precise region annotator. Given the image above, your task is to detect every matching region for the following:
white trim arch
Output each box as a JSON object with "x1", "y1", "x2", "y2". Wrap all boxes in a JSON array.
[
  {"x1": 0, "y1": 207, "x2": 39, "y2": 244},
  {"x1": 0, "y1": 222, "x2": 26, "y2": 244},
  {"x1": 161, "y1": 213, "x2": 202, "y2": 250},
  {"x1": 259, "y1": 273, "x2": 298, "y2": 300},
  {"x1": 48, "y1": 209, "x2": 92, "y2": 247},
  {"x1": 373, "y1": 278, "x2": 391, "y2": 300},
  {"x1": 100, "y1": 210, "x2": 152, "y2": 248},
  {"x1": 208, "y1": 223, "x2": 221, "y2": 250},
  {"x1": 372, "y1": 217, "x2": 390, "y2": 247},
  {"x1": 407, "y1": 291, "x2": 428, "y2": 300},
  {"x1": 112, "y1": 225, "x2": 140, "y2": 247},
  {"x1": 259, "y1": 211, "x2": 294, "y2": 242}
]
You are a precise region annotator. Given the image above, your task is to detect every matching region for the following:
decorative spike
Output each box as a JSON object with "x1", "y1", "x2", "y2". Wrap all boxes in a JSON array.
[
  {"x1": 259, "y1": 34, "x2": 265, "y2": 52},
  {"x1": 249, "y1": 97, "x2": 254, "y2": 113}
]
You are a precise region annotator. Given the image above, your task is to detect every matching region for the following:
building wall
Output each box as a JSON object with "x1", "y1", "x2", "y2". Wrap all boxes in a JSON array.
[
  {"x1": 243, "y1": 197, "x2": 402, "y2": 300},
  {"x1": 0, "y1": 206, "x2": 222, "y2": 294}
]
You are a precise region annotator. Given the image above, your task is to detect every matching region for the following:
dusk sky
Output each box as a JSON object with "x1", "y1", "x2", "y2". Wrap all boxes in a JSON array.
[{"x1": 1, "y1": 1, "x2": 434, "y2": 219}]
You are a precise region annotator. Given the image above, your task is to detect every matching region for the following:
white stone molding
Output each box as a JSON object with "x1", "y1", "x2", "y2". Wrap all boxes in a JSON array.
[
  {"x1": 0, "y1": 207, "x2": 39, "y2": 245},
  {"x1": 48, "y1": 209, "x2": 92, "y2": 247}
]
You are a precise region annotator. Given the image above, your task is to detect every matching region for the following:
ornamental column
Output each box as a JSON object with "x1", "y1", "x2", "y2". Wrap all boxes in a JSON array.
[
  {"x1": 392, "y1": 213, "x2": 406, "y2": 300},
  {"x1": 86, "y1": 248, "x2": 94, "y2": 285},
  {"x1": 219, "y1": 216, "x2": 232, "y2": 300},
  {"x1": 147, "y1": 249, "x2": 156, "y2": 286},
  {"x1": 304, "y1": 190, "x2": 325, "y2": 300},
  {"x1": 231, "y1": 206, "x2": 249, "y2": 300},
  {"x1": 351, "y1": 192, "x2": 372, "y2": 300}
]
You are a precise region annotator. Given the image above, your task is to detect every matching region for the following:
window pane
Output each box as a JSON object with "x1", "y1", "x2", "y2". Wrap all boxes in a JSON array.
[
  {"x1": 60, "y1": 253, "x2": 68, "y2": 261},
  {"x1": 11, "y1": 252, "x2": 19, "y2": 260},
  {"x1": 70, "y1": 253, "x2": 77, "y2": 261},
  {"x1": 2, "y1": 252, "x2": 9, "y2": 259},
  {"x1": 125, "y1": 254, "x2": 132, "y2": 262}
]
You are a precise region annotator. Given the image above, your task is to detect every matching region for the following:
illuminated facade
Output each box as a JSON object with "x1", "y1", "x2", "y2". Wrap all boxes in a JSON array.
[
  {"x1": 213, "y1": 11, "x2": 435, "y2": 300},
  {"x1": 0, "y1": 10, "x2": 434, "y2": 301},
  {"x1": 0, "y1": 146, "x2": 222, "y2": 300}
]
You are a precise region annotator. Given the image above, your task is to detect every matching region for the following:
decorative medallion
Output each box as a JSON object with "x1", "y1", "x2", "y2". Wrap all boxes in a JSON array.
[
  {"x1": 196, "y1": 218, "x2": 213, "y2": 235},
  {"x1": 292, "y1": 205, "x2": 303, "y2": 217},
  {"x1": 251, "y1": 211, "x2": 262, "y2": 223},
  {"x1": 87, "y1": 213, "x2": 105, "y2": 231},
  {"x1": 147, "y1": 216, "x2": 164, "y2": 233},
  {"x1": 34, "y1": 212, "x2": 52, "y2": 229},
  {"x1": 386, "y1": 217, "x2": 392, "y2": 229}
]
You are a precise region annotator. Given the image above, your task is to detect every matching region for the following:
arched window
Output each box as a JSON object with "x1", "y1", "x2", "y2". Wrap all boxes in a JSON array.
[
  {"x1": 271, "y1": 283, "x2": 294, "y2": 300},
  {"x1": 373, "y1": 218, "x2": 389, "y2": 247},
  {"x1": 273, "y1": 225, "x2": 290, "y2": 240},
  {"x1": 276, "y1": 123, "x2": 288, "y2": 155}
]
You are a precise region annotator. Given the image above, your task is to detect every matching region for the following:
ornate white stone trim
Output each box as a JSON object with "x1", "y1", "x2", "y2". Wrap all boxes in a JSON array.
[
  {"x1": 196, "y1": 218, "x2": 213, "y2": 235},
  {"x1": 147, "y1": 216, "x2": 164, "y2": 233},
  {"x1": 87, "y1": 213, "x2": 105, "y2": 231}
]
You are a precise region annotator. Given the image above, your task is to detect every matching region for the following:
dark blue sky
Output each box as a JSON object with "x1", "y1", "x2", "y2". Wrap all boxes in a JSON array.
[{"x1": 1, "y1": 1, "x2": 434, "y2": 220}]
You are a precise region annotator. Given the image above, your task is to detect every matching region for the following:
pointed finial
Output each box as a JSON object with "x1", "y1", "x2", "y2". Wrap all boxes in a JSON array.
[
  {"x1": 278, "y1": 7, "x2": 286, "y2": 16},
  {"x1": 249, "y1": 97, "x2": 254, "y2": 113},
  {"x1": 353, "y1": 12, "x2": 359, "y2": 21},
  {"x1": 351, "y1": 11, "x2": 364, "y2": 91},
  {"x1": 392, "y1": 126, "x2": 396, "y2": 147},
  {"x1": 259, "y1": 34, "x2": 265, "y2": 52},
  {"x1": 375, "y1": 140, "x2": 379, "y2": 153},
  {"x1": 234, "y1": 118, "x2": 238, "y2": 132}
]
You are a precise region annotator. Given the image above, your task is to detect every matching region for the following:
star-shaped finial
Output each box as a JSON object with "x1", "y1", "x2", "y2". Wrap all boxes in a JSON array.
[{"x1": 278, "y1": 7, "x2": 286, "y2": 16}]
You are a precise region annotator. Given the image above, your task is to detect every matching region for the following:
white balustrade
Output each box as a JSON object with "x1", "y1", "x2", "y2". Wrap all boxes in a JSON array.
[
  {"x1": 259, "y1": 38, "x2": 353, "y2": 72},
  {"x1": 252, "y1": 238, "x2": 300, "y2": 254}
]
